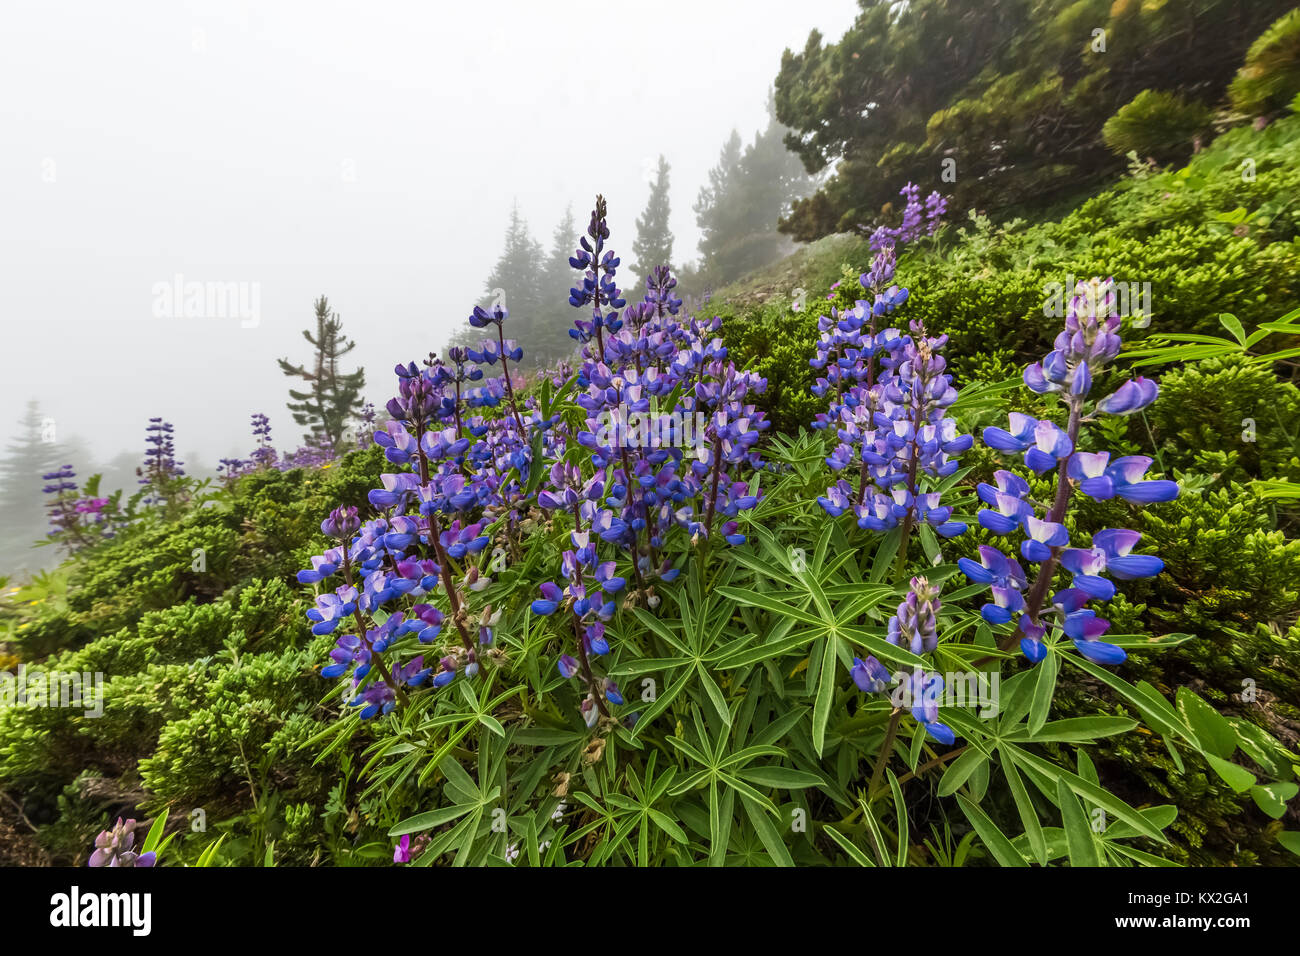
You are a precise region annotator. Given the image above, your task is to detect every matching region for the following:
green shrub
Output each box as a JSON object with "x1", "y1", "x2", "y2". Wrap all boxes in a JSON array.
[
  {"x1": 1147, "y1": 355, "x2": 1300, "y2": 481},
  {"x1": 1102, "y1": 89, "x2": 1213, "y2": 160},
  {"x1": 717, "y1": 300, "x2": 822, "y2": 435},
  {"x1": 138, "y1": 641, "x2": 345, "y2": 810},
  {"x1": 1230, "y1": 9, "x2": 1300, "y2": 116}
]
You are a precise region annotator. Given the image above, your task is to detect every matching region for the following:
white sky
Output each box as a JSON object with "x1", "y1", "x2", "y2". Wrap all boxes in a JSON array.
[{"x1": 0, "y1": 0, "x2": 858, "y2": 467}]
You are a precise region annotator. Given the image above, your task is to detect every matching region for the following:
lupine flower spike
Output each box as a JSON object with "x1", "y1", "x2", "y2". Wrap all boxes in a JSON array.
[{"x1": 963, "y1": 277, "x2": 1176, "y2": 665}]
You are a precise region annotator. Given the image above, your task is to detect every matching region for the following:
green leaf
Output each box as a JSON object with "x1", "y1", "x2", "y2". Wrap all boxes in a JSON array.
[
  {"x1": 824, "y1": 825, "x2": 876, "y2": 867},
  {"x1": 1010, "y1": 748, "x2": 1169, "y2": 842},
  {"x1": 1065, "y1": 657, "x2": 1190, "y2": 746},
  {"x1": 141, "y1": 808, "x2": 169, "y2": 855},
  {"x1": 1057, "y1": 778, "x2": 1101, "y2": 867},
  {"x1": 1249, "y1": 782, "x2": 1299, "y2": 819},
  {"x1": 1014, "y1": 716, "x2": 1138, "y2": 743},
  {"x1": 1204, "y1": 753, "x2": 1256, "y2": 793},
  {"x1": 1175, "y1": 688, "x2": 1236, "y2": 759},
  {"x1": 715, "y1": 586, "x2": 822, "y2": 627},
  {"x1": 707, "y1": 782, "x2": 734, "y2": 868},
  {"x1": 1028, "y1": 651, "x2": 1057, "y2": 734},
  {"x1": 195, "y1": 834, "x2": 226, "y2": 868},
  {"x1": 648, "y1": 810, "x2": 688, "y2": 844},
  {"x1": 737, "y1": 766, "x2": 825, "y2": 789},
  {"x1": 1110, "y1": 844, "x2": 1181, "y2": 867},
  {"x1": 937, "y1": 745, "x2": 989, "y2": 797},
  {"x1": 1098, "y1": 805, "x2": 1178, "y2": 840},
  {"x1": 1218, "y1": 313, "x2": 1247, "y2": 346},
  {"x1": 388, "y1": 804, "x2": 473, "y2": 837},
  {"x1": 956, "y1": 795, "x2": 1027, "y2": 867},
  {"x1": 440, "y1": 758, "x2": 480, "y2": 803},
  {"x1": 888, "y1": 771, "x2": 909, "y2": 867},
  {"x1": 811, "y1": 634, "x2": 841, "y2": 756},
  {"x1": 696, "y1": 665, "x2": 733, "y2": 728},
  {"x1": 1002, "y1": 750, "x2": 1047, "y2": 865},
  {"x1": 741, "y1": 796, "x2": 795, "y2": 867}
]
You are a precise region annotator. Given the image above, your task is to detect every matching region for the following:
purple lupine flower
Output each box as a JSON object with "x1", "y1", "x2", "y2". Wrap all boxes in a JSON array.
[
  {"x1": 961, "y1": 277, "x2": 1179, "y2": 666},
  {"x1": 886, "y1": 576, "x2": 942, "y2": 655},
  {"x1": 88, "y1": 818, "x2": 156, "y2": 868},
  {"x1": 813, "y1": 246, "x2": 968, "y2": 546},
  {"x1": 393, "y1": 834, "x2": 412, "y2": 863},
  {"x1": 604, "y1": 678, "x2": 624, "y2": 706},
  {"x1": 249, "y1": 412, "x2": 278, "y2": 469},
  {"x1": 850, "y1": 577, "x2": 956, "y2": 744},
  {"x1": 904, "y1": 670, "x2": 955, "y2": 745},
  {"x1": 1095, "y1": 377, "x2": 1158, "y2": 416},
  {"x1": 1058, "y1": 529, "x2": 1164, "y2": 600},
  {"x1": 1068, "y1": 453, "x2": 1179, "y2": 504},
  {"x1": 41, "y1": 464, "x2": 115, "y2": 550},
  {"x1": 137, "y1": 417, "x2": 185, "y2": 507},
  {"x1": 321, "y1": 505, "x2": 362, "y2": 540},
  {"x1": 866, "y1": 182, "x2": 947, "y2": 252},
  {"x1": 851, "y1": 655, "x2": 892, "y2": 693},
  {"x1": 568, "y1": 195, "x2": 627, "y2": 356},
  {"x1": 293, "y1": 193, "x2": 774, "y2": 729}
]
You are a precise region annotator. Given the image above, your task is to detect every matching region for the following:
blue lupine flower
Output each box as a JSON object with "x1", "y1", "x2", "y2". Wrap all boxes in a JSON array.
[
  {"x1": 531, "y1": 581, "x2": 563, "y2": 616},
  {"x1": 905, "y1": 670, "x2": 956, "y2": 745},
  {"x1": 1021, "y1": 516, "x2": 1069, "y2": 562},
  {"x1": 1023, "y1": 420, "x2": 1074, "y2": 474},
  {"x1": 983, "y1": 412, "x2": 1039, "y2": 453},
  {"x1": 851, "y1": 655, "x2": 892, "y2": 693},
  {"x1": 980, "y1": 491, "x2": 1033, "y2": 535},
  {"x1": 812, "y1": 262, "x2": 968, "y2": 545},
  {"x1": 962, "y1": 277, "x2": 1178, "y2": 666},
  {"x1": 1069, "y1": 453, "x2": 1180, "y2": 503},
  {"x1": 957, "y1": 545, "x2": 1027, "y2": 590},
  {"x1": 849, "y1": 578, "x2": 958, "y2": 745},
  {"x1": 885, "y1": 576, "x2": 941, "y2": 655},
  {"x1": 1059, "y1": 528, "x2": 1164, "y2": 600},
  {"x1": 88, "y1": 818, "x2": 156, "y2": 868},
  {"x1": 604, "y1": 679, "x2": 624, "y2": 706},
  {"x1": 296, "y1": 194, "x2": 778, "y2": 728},
  {"x1": 981, "y1": 585, "x2": 1026, "y2": 625},
  {"x1": 1096, "y1": 376, "x2": 1158, "y2": 415},
  {"x1": 1063, "y1": 609, "x2": 1125, "y2": 664}
]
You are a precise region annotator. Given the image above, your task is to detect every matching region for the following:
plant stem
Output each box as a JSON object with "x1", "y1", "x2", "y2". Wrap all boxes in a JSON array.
[
  {"x1": 496, "y1": 324, "x2": 527, "y2": 434},
  {"x1": 868, "y1": 710, "x2": 903, "y2": 798},
  {"x1": 892, "y1": 409, "x2": 925, "y2": 584},
  {"x1": 572, "y1": 612, "x2": 609, "y2": 719},
  {"x1": 856, "y1": 313, "x2": 879, "y2": 507},
  {"x1": 415, "y1": 440, "x2": 475, "y2": 653},
  {"x1": 339, "y1": 540, "x2": 407, "y2": 706},
  {"x1": 893, "y1": 746, "x2": 967, "y2": 787},
  {"x1": 996, "y1": 398, "x2": 1083, "y2": 653}
]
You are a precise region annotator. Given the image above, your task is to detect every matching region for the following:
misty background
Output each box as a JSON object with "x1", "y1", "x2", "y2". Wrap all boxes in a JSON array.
[{"x1": 0, "y1": 0, "x2": 855, "y2": 573}]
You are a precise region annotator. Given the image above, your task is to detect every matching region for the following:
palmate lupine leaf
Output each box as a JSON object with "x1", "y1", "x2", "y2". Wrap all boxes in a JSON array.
[{"x1": 221, "y1": 190, "x2": 1300, "y2": 870}]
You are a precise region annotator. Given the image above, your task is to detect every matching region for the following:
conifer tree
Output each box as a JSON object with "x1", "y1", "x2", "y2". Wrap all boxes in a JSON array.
[
  {"x1": 545, "y1": 204, "x2": 578, "y2": 309},
  {"x1": 277, "y1": 296, "x2": 366, "y2": 449},
  {"x1": 0, "y1": 401, "x2": 88, "y2": 573},
  {"x1": 694, "y1": 96, "x2": 811, "y2": 285},
  {"x1": 454, "y1": 201, "x2": 560, "y2": 366},
  {"x1": 632, "y1": 155, "x2": 674, "y2": 289}
]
